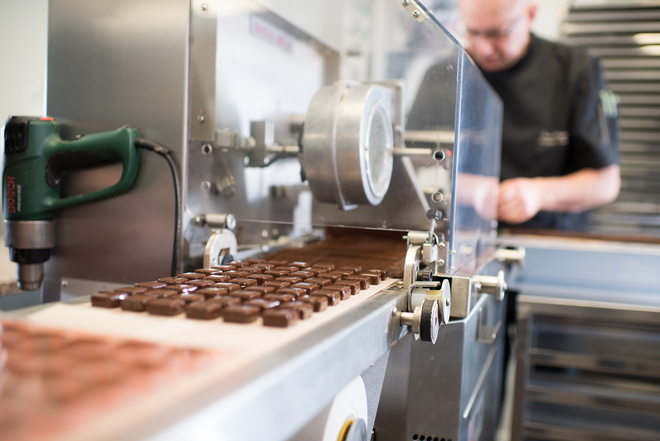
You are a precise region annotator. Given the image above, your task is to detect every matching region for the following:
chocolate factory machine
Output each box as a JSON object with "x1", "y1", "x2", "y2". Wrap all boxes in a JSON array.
[{"x1": 1, "y1": 1, "x2": 523, "y2": 440}]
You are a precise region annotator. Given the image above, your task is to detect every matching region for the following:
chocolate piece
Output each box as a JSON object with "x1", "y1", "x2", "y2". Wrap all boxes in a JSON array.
[
  {"x1": 115, "y1": 286, "x2": 148, "y2": 295},
  {"x1": 313, "y1": 290, "x2": 341, "y2": 305},
  {"x1": 247, "y1": 274, "x2": 275, "y2": 285},
  {"x1": 274, "y1": 266, "x2": 300, "y2": 272},
  {"x1": 206, "y1": 296, "x2": 242, "y2": 307},
  {"x1": 135, "y1": 281, "x2": 168, "y2": 289},
  {"x1": 346, "y1": 275, "x2": 371, "y2": 289},
  {"x1": 253, "y1": 262, "x2": 274, "y2": 271},
  {"x1": 307, "y1": 277, "x2": 332, "y2": 287},
  {"x1": 175, "y1": 293, "x2": 205, "y2": 304},
  {"x1": 240, "y1": 266, "x2": 264, "y2": 274},
  {"x1": 203, "y1": 275, "x2": 232, "y2": 283},
  {"x1": 289, "y1": 261, "x2": 309, "y2": 268},
  {"x1": 157, "y1": 277, "x2": 188, "y2": 285},
  {"x1": 265, "y1": 269, "x2": 290, "y2": 277},
  {"x1": 224, "y1": 270, "x2": 250, "y2": 279},
  {"x1": 318, "y1": 273, "x2": 341, "y2": 283},
  {"x1": 177, "y1": 272, "x2": 206, "y2": 280},
  {"x1": 186, "y1": 301, "x2": 223, "y2": 320},
  {"x1": 290, "y1": 282, "x2": 320, "y2": 295},
  {"x1": 262, "y1": 309, "x2": 298, "y2": 327},
  {"x1": 196, "y1": 287, "x2": 230, "y2": 299},
  {"x1": 312, "y1": 263, "x2": 335, "y2": 271},
  {"x1": 338, "y1": 265, "x2": 362, "y2": 274},
  {"x1": 334, "y1": 280, "x2": 361, "y2": 295},
  {"x1": 211, "y1": 282, "x2": 241, "y2": 292},
  {"x1": 166, "y1": 284, "x2": 198, "y2": 293},
  {"x1": 288, "y1": 271, "x2": 314, "y2": 280},
  {"x1": 277, "y1": 276, "x2": 303, "y2": 285},
  {"x1": 229, "y1": 261, "x2": 250, "y2": 268},
  {"x1": 299, "y1": 295, "x2": 328, "y2": 312},
  {"x1": 121, "y1": 294, "x2": 156, "y2": 312},
  {"x1": 264, "y1": 293, "x2": 297, "y2": 303},
  {"x1": 223, "y1": 305, "x2": 260, "y2": 323},
  {"x1": 367, "y1": 268, "x2": 389, "y2": 279},
  {"x1": 329, "y1": 270, "x2": 352, "y2": 278},
  {"x1": 188, "y1": 279, "x2": 215, "y2": 287},
  {"x1": 360, "y1": 273, "x2": 381, "y2": 285},
  {"x1": 244, "y1": 286, "x2": 276, "y2": 295},
  {"x1": 210, "y1": 264, "x2": 237, "y2": 272},
  {"x1": 91, "y1": 291, "x2": 128, "y2": 308},
  {"x1": 264, "y1": 280, "x2": 291, "y2": 289},
  {"x1": 143, "y1": 288, "x2": 179, "y2": 298},
  {"x1": 280, "y1": 301, "x2": 314, "y2": 319},
  {"x1": 276, "y1": 287, "x2": 306, "y2": 297},
  {"x1": 267, "y1": 260, "x2": 289, "y2": 266},
  {"x1": 229, "y1": 290, "x2": 262, "y2": 301},
  {"x1": 243, "y1": 258, "x2": 266, "y2": 264},
  {"x1": 304, "y1": 268, "x2": 328, "y2": 276},
  {"x1": 322, "y1": 285, "x2": 351, "y2": 300},
  {"x1": 194, "y1": 268, "x2": 223, "y2": 276},
  {"x1": 146, "y1": 298, "x2": 186, "y2": 316},
  {"x1": 245, "y1": 298, "x2": 280, "y2": 310},
  {"x1": 232, "y1": 278, "x2": 258, "y2": 288}
]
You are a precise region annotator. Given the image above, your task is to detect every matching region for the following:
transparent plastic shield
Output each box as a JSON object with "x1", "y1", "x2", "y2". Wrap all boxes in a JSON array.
[{"x1": 203, "y1": 0, "x2": 502, "y2": 274}]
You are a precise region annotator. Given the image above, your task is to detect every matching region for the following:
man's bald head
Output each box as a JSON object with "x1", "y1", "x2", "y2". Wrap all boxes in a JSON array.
[{"x1": 459, "y1": 0, "x2": 537, "y2": 72}]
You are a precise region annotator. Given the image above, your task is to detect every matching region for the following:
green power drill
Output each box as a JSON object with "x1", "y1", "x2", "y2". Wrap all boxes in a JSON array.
[{"x1": 2, "y1": 116, "x2": 141, "y2": 290}]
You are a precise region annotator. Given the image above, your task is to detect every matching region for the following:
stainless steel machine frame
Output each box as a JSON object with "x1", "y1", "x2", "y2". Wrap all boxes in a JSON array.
[
  {"x1": 506, "y1": 236, "x2": 660, "y2": 441},
  {"x1": 15, "y1": 1, "x2": 514, "y2": 440}
]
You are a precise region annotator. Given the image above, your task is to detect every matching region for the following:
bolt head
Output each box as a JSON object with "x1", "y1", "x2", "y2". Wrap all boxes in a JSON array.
[{"x1": 413, "y1": 10, "x2": 420, "y2": 18}]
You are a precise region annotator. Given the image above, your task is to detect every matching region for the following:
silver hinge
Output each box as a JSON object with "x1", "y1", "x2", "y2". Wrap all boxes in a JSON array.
[{"x1": 401, "y1": 0, "x2": 429, "y2": 23}]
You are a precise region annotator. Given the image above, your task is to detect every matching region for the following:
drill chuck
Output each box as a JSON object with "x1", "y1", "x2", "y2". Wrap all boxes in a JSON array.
[{"x1": 4, "y1": 220, "x2": 55, "y2": 290}]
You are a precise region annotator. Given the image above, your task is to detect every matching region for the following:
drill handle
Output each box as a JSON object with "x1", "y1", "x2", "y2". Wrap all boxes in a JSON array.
[{"x1": 47, "y1": 127, "x2": 141, "y2": 211}]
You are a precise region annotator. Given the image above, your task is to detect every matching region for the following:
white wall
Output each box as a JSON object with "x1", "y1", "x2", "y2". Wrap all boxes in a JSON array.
[
  {"x1": 533, "y1": 0, "x2": 571, "y2": 41},
  {"x1": 0, "y1": 0, "x2": 49, "y2": 282}
]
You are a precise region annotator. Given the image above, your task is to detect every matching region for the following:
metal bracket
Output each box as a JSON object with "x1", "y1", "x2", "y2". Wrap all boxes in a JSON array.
[
  {"x1": 401, "y1": 0, "x2": 429, "y2": 23},
  {"x1": 203, "y1": 228, "x2": 238, "y2": 268}
]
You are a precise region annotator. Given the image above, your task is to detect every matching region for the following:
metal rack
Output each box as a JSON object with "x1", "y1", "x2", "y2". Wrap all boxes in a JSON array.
[{"x1": 563, "y1": 0, "x2": 660, "y2": 236}]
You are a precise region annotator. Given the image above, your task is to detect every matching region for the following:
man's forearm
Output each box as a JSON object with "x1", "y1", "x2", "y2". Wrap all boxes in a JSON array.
[{"x1": 535, "y1": 164, "x2": 621, "y2": 212}]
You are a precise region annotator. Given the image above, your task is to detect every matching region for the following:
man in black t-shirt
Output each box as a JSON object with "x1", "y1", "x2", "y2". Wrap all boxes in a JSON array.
[{"x1": 459, "y1": 0, "x2": 620, "y2": 231}]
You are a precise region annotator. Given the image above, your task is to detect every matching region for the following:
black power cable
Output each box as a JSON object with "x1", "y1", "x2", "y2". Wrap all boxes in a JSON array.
[{"x1": 134, "y1": 137, "x2": 181, "y2": 276}]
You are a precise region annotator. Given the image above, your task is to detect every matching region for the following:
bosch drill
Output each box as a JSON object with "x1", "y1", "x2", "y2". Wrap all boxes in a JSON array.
[{"x1": 2, "y1": 116, "x2": 141, "y2": 290}]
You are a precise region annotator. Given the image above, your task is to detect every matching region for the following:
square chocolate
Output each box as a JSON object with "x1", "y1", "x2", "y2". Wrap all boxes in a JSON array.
[
  {"x1": 223, "y1": 305, "x2": 261, "y2": 323},
  {"x1": 194, "y1": 268, "x2": 223, "y2": 276},
  {"x1": 262, "y1": 309, "x2": 298, "y2": 328},
  {"x1": 317, "y1": 273, "x2": 341, "y2": 283},
  {"x1": 240, "y1": 266, "x2": 264, "y2": 274},
  {"x1": 334, "y1": 280, "x2": 361, "y2": 295},
  {"x1": 367, "y1": 268, "x2": 390, "y2": 279},
  {"x1": 289, "y1": 261, "x2": 309, "y2": 268},
  {"x1": 243, "y1": 258, "x2": 266, "y2": 265},
  {"x1": 135, "y1": 281, "x2": 168, "y2": 289},
  {"x1": 245, "y1": 298, "x2": 281, "y2": 311},
  {"x1": 203, "y1": 275, "x2": 232, "y2": 283},
  {"x1": 346, "y1": 275, "x2": 371, "y2": 289},
  {"x1": 211, "y1": 282, "x2": 241, "y2": 292},
  {"x1": 166, "y1": 284, "x2": 198, "y2": 294},
  {"x1": 312, "y1": 263, "x2": 335, "y2": 271},
  {"x1": 176, "y1": 272, "x2": 206, "y2": 280},
  {"x1": 263, "y1": 293, "x2": 297, "y2": 303},
  {"x1": 313, "y1": 290, "x2": 341, "y2": 305},
  {"x1": 277, "y1": 276, "x2": 303, "y2": 285},
  {"x1": 321, "y1": 285, "x2": 351, "y2": 301},
  {"x1": 244, "y1": 286, "x2": 276, "y2": 295},
  {"x1": 232, "y1": 278, "x2": 258, "y2": 288},
  {"x1": 360, "y1": 273, "x2": 381, "y2": 285},
  {"x1": 143, "y1": 288, "x2": 179, "y2": 298},
  {"x1": 338, "y1": 266, "x2": 362, "y2": 274},
  {"x1": 275, "y1": 287, "x2": 306, "y2": 297},
  {"x1": 307, "y1": 277, "x2": 332, "y2": 287},
  {"x1": 91, "y1": 292, "x2": 128, "y2": 308},
  {"x1": 298, "y1": 295, "x2": 328, "y2": 311},
  {"x1": 265, "y1": 270, "x2": 290, "y2": 277},
  {"x1": 229, "y1": 290, "x2": 262, "y2": 301},
  {"x1": 196, "y1": 287, "x2": 230, "y2": 299},
  {"x1": 289, "y1": 282, "x2": 320, "y2": 295},
  {"x1": 288, "y1": 271, "x2": 315, "y2": 280},
  {"x1": 114, "y1": 286, "x2": 148, "y2": 295},
  {"x1": 210, "y1": 264, "x2": 237, "y2": 272},
  {"x1": 146, "y1": 298, "x2": 186, "y2": 316},
  {"x1": 267, "y1": 260, "x2": 289, "y2": 266},
  {"x1": 188, "y1": 279, "x2": 215, "y2": 288},
  {"x1": 121, "y1": 294, "x2": 155, "y2": 312},
  {"x1": 279, "y1": 301, "x2": 314, "y2": 319},
  {"x1": 264, "y1": 280, "x2": 291, "y2": 290},
  {"x1": 224, "y1": 270, "x2": 250, "y2": 279},
  {"x1": 157, "y1": 277, "x2": 188, "y2": 285},
  {"x1": 247, "y1": 274, "x2": 275, "y2": 285},
  {"x1": 186, "y1": 301, "x2": 224, "y2": 320},
  {"x1": 206, "y1": 296, "x2": 242, "y2": 307},
  {"x1": 252, "y1": 263, "x2": 274, "y2": 271}
]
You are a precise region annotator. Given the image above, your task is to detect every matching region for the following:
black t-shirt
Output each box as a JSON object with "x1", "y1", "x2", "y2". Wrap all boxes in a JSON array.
[{"x1": 482, "y1": 34, "x2": 620, "y2": 231}]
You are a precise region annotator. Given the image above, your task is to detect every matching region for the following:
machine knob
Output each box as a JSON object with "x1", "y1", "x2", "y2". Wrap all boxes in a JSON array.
[
  {"x1": 472, "y1": 271, "x2": 507, "y2": 302},
  {"x1": 400, "y1": 299, "x2": 440, "y2": 344}
]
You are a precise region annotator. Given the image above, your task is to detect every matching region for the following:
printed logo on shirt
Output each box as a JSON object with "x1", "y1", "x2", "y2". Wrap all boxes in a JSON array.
[{"x1": 537, "y1": 130, "x2": 569, "y2": 148}]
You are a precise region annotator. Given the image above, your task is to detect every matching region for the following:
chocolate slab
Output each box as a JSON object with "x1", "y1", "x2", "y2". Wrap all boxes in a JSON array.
[
  {"x1": 313, "y1": 290, "x2": 341, "y2": 305},
  {"x1": 264, "y1": 280, "x2": 292, "y2": 289},
  {"x1": 134, "y1": 281, "x2": 168, "y2": 289},
  {"x1": 166, "y1": 284, "x2": 198, "y2": 293},
  {"x1": 176, "y1": 272, "x2": 206, "y2": 280},
  {"x1": 247, "y1": 274, "x2": 275, "y2": 285},
  {"x1": 245, "y1": 298, "x2": 281, "y2": 311},
  {"x1": 229, "y1": 290, "x2": 262, "y2": 301},
  {"x1": 120, "y1": 295, "x2": 155, "y2": 312},
  {"x1": 240, "y1": 266, "x2": 264, "y2": 274},
  {"x1": 321, "y1": 285, "x2": 351, "y2": 300},
  {"x1": 157, "y1": 277, "x2": 188, "y2": 285},
  {"x1": 277, "y1": 276, "x2": 303, "y2": 285},
  {"x1": 317, "y1": 273, "x2": 341, "y2": 283},
  {"x1": 91, "y1": 292, "x2": 128, "y2": 308},
  {"x1": 205, "y1": 296, "x2": 241, "y2": 307},
  {"x1": 196, "y1": 287, "x2": 230, "y2": 299},
  {"x1": 186, "y1": 302, "x2": 224, "y2": 320},
  {"x1": 288, "y1": 271, "x2": 315, "y2": 280},
  {"x1": 223, "y1": 271, "x2": 250, "y2": 279},
  {"x1": 338, "y1": 265, "x2": 362, "y2": 274},
  {"x1": 334, "y1": 280, "x2": 361, "y2": 295},
  {"x1": 367, "y1": 268, "x2": 389, "y2": 279},
  {"x1": 232, "y1": 278, "x2": 258, "y2": 288},
  {"x1": 298, "y1": 295, "x2": 328, "y2": 312},
  {"x1": 243, "y1": 258, "x2": 266, "y2": 265},
  {"x1": 360, "y1": 273, "x2": 381, "y2": 285},
  {"x1": 202, "y1": 275, "x2": 232, "y2": 283},
  {"x1": 223, "y1": 305, "x2": 261, "y2": 323},
  {"x1": 146, "y1": 298, "x2": 186, "y2": 316},
  {"x1": 244, "y1": 286, "x2": 276, "y2": 295},
  {"x1": 194, "y1": 268, "x2": 223, "y2": 276},
  {"x1": 345, "y1": 275, "x2": 371, "y2": 289},
  {"x1": 289, "y1": 282, "x2": 320, "y2": 295},
  {"x1": 143, "y1": 289, "x2": 179, "y2": 298},
  {"x1": 188, "y1": 280, "x2": 215, "y2": 288},
  {"x1": 306, "y1": 277, "x2": 332, "y2": 287},
  {"x1": 263, "y1": 293, "x2": 297, "y2": 303},
  {"x1": 211, "y1": 282, "x2": 241, "y2": 292},
  {"x1": 262, "y1": 309, "x2": 298, "y2": 328},
  {"x1": 275, "y1": 287, "x2": 306, "y2": 297},
  {"x1": 279, "y1": 301, "x2": 314, "y2": 319},
  {"x1": 312, "y1": 263, "x2": 335, "y2": 271},
  {"x1": 264, "y1": 270, "x2": 291, "y2": 277},
  {"x1": 209, "y1": 264, "x2": 237, "y2": 272},
  {"x1": 114, "y1": 286, "x2": 148, "y2": 295}
]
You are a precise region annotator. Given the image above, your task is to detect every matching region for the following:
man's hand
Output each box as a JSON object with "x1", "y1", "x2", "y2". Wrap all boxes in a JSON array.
[
  {"x1": 498, "y1": 178, "x2": 543, "y2": 224},
  {"x1": 497, "y1": 165, "x2": 621, "y2": 224}
]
